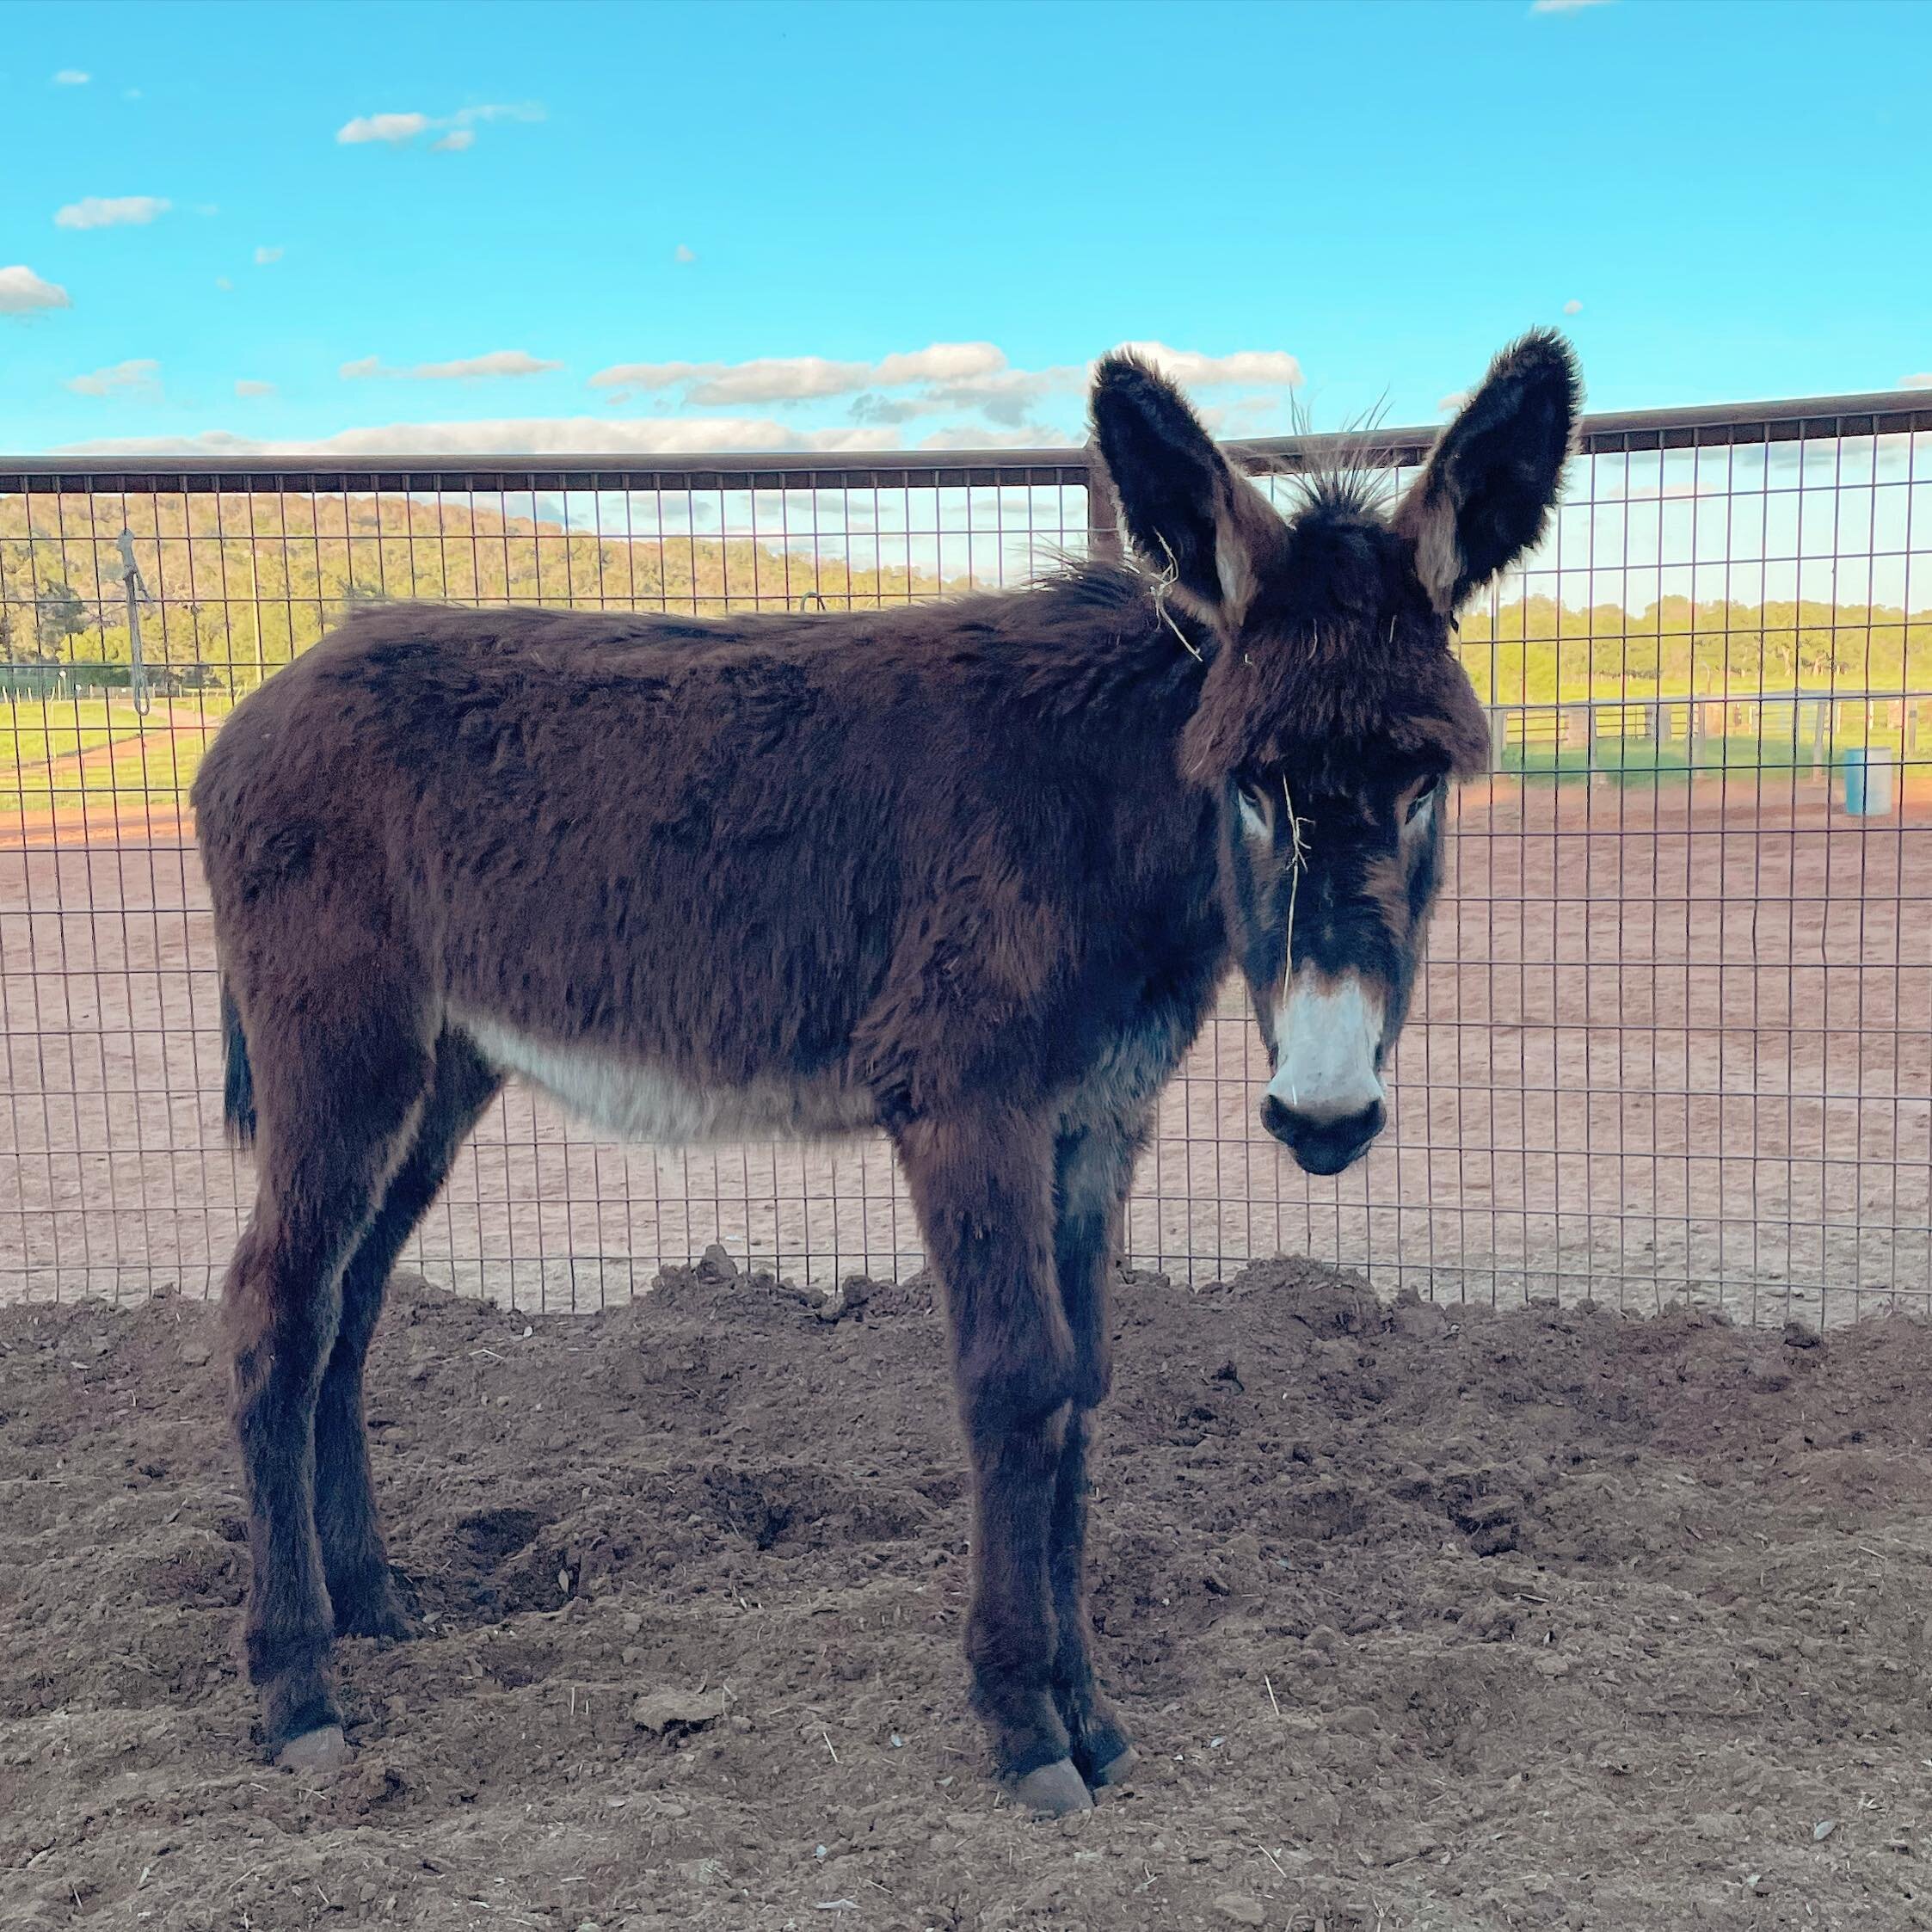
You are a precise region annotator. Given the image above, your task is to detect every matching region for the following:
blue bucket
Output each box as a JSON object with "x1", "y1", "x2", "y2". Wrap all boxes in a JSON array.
[{"x1": 1842, "y1": 747, "x2": 1895, "y2": 816}]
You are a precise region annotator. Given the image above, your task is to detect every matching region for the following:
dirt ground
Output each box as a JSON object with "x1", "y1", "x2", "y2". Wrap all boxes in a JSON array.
[
  {"x1": 4, "y1": 777, "x2": 1928, "y2": 1316},
  {"x1": 4, "y1": 1256, "x2": 1931, "y2": 1931}
]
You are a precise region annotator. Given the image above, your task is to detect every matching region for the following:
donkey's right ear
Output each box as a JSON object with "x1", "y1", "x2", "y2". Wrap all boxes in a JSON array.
[{"x1": 1089, "y1": 351, "x2": 1281, "y2": 631}]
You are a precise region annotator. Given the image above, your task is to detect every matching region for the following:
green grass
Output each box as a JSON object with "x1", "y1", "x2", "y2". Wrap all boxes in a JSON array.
[
  {"x1": 1500, "y1": 730, "x2": 1915, "y2": 788},
  {"x1": 0, "y1": 698, "x2": 226, "y2": 821},
  {"x1": 0, "y1": 698, "x2": 152, "y2": 771}
]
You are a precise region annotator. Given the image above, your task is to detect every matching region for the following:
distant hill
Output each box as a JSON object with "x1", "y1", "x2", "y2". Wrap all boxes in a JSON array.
[
  {"x1": 2, "y1": 488, "x2": 1928, "y2": 702},
  {"x1": 0, "y1": 488, "x2": 969, "y2": 680}
]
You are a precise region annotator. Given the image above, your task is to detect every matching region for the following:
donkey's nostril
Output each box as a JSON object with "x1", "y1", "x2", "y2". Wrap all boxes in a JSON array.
[{"x1": 1262, "y1": 1098, "x2": 1385, "y2": 1176}]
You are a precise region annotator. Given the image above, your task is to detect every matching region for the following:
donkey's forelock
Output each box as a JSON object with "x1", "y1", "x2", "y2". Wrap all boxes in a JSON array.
[{"x1": 1179, "y1": 491, "x2": 1494, "y2": 790}]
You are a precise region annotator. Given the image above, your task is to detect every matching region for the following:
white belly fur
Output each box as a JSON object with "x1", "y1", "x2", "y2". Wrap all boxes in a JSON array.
[{"x1": 458, "y1": 1014, "x2": 877, "y2": 1146}]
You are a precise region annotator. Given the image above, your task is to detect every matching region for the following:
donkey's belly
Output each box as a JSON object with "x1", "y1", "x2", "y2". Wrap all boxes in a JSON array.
[{"x1": 458, "y1": 1016, "x2": 877, "y2": 1146}]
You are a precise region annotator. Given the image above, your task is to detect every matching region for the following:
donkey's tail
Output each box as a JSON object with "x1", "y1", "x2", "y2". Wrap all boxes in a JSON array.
[{"x1": 219, "y1": 977, "x2": 258, "y2": 1148}]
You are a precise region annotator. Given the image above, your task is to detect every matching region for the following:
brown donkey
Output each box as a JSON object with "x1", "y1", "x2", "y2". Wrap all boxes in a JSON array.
[{"x1": 194, "y1": 333, "x2": 1578, "y2": 1813}]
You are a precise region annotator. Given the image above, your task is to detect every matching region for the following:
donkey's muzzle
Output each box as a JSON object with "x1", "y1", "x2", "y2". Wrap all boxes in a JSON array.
[{"x1": 1259, "y1": 1094, "x2": 1386, "y2": 1176}]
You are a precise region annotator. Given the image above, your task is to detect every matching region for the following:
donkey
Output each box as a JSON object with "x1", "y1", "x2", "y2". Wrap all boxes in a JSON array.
[{"x1": 194, "y1": 331, "x2": 1577, "y2": 1814}]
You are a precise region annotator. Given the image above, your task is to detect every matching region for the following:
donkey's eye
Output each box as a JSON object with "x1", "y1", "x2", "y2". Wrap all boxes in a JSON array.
[{"x1": 1405, "y1": 781, "x2": 1440, "y2": 825}]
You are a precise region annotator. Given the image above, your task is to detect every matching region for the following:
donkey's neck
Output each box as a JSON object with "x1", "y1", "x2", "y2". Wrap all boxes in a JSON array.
[
  {"x1": 988, "y1": 564, "x2": 1215, "y2": 767},
  {"x1": 1006, "y1": 565, "x2": 1235, "y2": 1003}
]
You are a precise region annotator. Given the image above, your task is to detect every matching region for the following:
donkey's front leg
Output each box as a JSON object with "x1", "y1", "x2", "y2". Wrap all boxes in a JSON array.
[
  {"x1": 895, "y1": 1111, "x2": 1090, "y2": 1816},
  {"x1": 1047, "y1": 1107, "x2": 1148, "y2": 1789}
]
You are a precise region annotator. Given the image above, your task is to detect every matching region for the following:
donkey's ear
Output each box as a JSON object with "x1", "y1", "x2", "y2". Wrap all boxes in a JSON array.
[
  {"x1": 1395, "y1": 330, "x2": 1580, "y2": 616},
  {"x1": 1089, "y1": 351, "x2": 1281, "y2": 629}
]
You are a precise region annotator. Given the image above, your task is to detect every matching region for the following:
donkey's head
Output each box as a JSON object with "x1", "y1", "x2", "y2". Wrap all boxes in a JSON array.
[{"x1": 1091, "y1": 333, "x2": 1578, "y2": 1175}]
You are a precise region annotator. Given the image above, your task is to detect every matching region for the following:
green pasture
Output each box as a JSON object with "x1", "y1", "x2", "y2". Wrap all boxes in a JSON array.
[
  {"x1": 1500, "y1": 713, "x2": 1918, "y2": 790},
  {"x1": 0, "y1": 694, "x2": 230, "y2": 822}
]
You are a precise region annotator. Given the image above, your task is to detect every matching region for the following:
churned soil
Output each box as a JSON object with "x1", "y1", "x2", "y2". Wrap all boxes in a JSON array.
[{"x1": 3, "y1": 1257, "x2": 1931, "y2": 1931}]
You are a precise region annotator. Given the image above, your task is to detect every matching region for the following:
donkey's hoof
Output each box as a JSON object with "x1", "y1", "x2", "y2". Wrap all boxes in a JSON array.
[
  {"x1": 1007, "y1": 1758, "x2": 1094, "y2": 1817},
  {"x1": 276, "y1": 1724, "x2": 352, "y2": 1775},
  {"x1": 1087, "y1": 1742, "x2": 1138, "y2": 1789}
]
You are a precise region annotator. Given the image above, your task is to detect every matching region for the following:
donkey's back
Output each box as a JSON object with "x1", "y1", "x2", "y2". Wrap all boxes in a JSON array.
[{"x1": 194, "y1": 579, "x2": 1185, "y2": 1159}]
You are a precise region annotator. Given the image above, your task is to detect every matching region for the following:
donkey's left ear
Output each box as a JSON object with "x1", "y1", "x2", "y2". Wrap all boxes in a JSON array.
[
  {"x1": 1395, "y1": 330, "x2": 1580, "y2": 617},
  {"x1": 1089, "y1": 350, "x2": 1282, "y2": 631}
]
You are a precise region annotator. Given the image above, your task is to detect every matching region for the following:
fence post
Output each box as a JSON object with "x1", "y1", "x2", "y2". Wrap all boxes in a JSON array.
[{"x1": 1085, "y1": 457, "x2": 1123, "y2": 564}]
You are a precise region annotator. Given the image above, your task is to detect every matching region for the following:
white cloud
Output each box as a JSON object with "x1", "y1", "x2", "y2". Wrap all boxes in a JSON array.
[
  {"x1": 1530, "y1": 0, "x2": 1613, "y2": 11},
  {"x1": 589, "y1": 338, "x2": 1301, "y2": 440},
  {"x1": 593, "y1": 354, "x2": 870, "y2": 405},
  {"x1": 916, "y1": 422, "x2": 1059, "y2": 451},
  {"x1": 0, "y1": 266, "x2": 71, "y2": 315},
  {"x1": 1200, "y1": 395, "x2": 1293, "y2": 437},
  {"x1": 873, "y1": 343, "x2": 1006, "y2": 385},
  {"x1": 1117, "y1": 342, "x2": 1304, "y2": 389},
  {"x1": 1437, "y1": 390, "x2": 1472, "y2": 414},
  {"x1": 1902, "y1": 373, "x2": 1932, "y2": 391},
  {"x1": 902, "y1": 366, "x2": 1080, "y2": 428},
  {"x1": 674, "y1": 243, "x2": 698, "y2": 264},
  {"x1": 66, "y1": 358, "x2": 161, "y2": 400},
  {"x1": 591, "y1": 341, "x2": 1012, "y2": 407},
  {"x1": 337, "y1": 111, "x2": 430, "y2": 145},
  {"x1": 1562, "y1": 298, "x2": 1584, "y2": 316},
  {"x1": 337, "y1": 102, "x2": 543, "y2": 149},
  {"x1": 56, "y1": 415, "x2": 904, "y2": 458},
  {"x1": 215, "y1": 276, "x2": 234, "y2": 292},
  {"x1": 53, "y1": 69, "x2": 89, "y2": 85},
  {"x1": 449, "y1": 102, "x2": 545, "y2": 128},
  {"x1": 235, "y1": 379, "x2": 275, "y2": 398},
  {"x1": 254, "y1": 245, "x2": 284, "y2": 265},
  {"x1": 55, "y1": 194, "x2": 172, "y2": 231},
  {"x1": 341, "y1": 348, "x2": 563, "y2": 382}
]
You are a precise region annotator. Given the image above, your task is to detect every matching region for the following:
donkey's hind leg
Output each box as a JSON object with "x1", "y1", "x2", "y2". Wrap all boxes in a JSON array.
[
  {"x1": 224, "y1": 1001, "x2": 433, "y2": 1768},
  {"x1": 317, "y1": 1030, "x2": 502, "y2": 1640}
]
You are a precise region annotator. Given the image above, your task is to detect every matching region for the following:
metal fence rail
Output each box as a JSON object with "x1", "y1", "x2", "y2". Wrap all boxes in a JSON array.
[{"x1": 3, "y1": 390, "x2": 1930, "y2": 1324}]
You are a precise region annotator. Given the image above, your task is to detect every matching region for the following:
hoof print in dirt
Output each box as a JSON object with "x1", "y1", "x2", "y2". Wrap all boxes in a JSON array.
[
  {"x1": 450, "y1": 1504, "x2": 566, "y2": 1615},
  {"x1": 1450, "y1": 1493, "x2": 1521, "y2": 1556}
]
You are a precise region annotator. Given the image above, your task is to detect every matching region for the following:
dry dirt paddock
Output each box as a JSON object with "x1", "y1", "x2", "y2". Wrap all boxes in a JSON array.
[{"x1": 4, "y1": 1256, "x2": 1932, "y2": 1932}]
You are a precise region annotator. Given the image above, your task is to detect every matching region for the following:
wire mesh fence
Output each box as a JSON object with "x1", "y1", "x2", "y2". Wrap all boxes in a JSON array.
[{"x1": 3, "y1": 391, "x2": 1930, "y2": 1324}]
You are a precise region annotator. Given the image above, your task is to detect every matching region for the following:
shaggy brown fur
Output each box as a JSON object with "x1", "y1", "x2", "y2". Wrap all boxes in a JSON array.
[{"x1": 193, "y1": 332, "x2": 1578, "y2": 1812}]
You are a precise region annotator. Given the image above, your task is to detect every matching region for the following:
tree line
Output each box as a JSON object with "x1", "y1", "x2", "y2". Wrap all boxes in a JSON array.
[{"x1": 3, "y1": 489, "x2": 1927, "y2": 701}]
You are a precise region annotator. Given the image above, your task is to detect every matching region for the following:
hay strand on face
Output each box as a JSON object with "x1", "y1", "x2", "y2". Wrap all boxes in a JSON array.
[
  {"x1": 1279, "y1": 773, "x2": 1312, "y2": 1011},
  {"x1": 1149, "y1": 534, "x2": 1204, "y2": 661}
]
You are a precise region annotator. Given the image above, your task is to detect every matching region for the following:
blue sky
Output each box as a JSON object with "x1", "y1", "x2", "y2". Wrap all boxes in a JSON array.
[{"x1": 1, "y1": 0, "x2": 1925, "y2": 456}]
